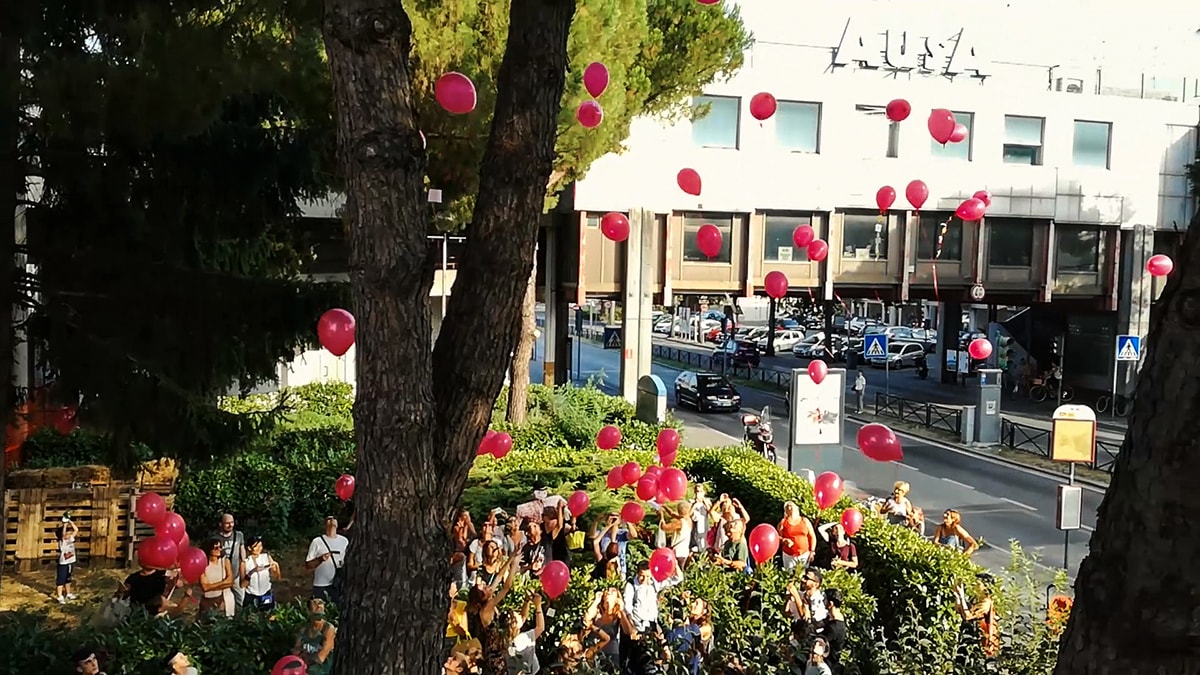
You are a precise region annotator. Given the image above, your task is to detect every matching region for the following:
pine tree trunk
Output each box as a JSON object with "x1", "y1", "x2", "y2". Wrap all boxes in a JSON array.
[
  {"x1": 506, "y1": 257, "x2": 537, "y2": 424},
  {"x1": 321, "y1": 0, "x2": 575, "y2": 673},
  {"x1": 0, "y1": 14, "x2": 21, "y2": 500},
  {"x1": 1053, "y1": 214, "x2": 1200, "y2": 673}
]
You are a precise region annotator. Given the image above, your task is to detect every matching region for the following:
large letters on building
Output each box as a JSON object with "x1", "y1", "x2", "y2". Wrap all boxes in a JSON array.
[{"x1": 833, "y1": 19, "x2": 988, "y2": 79}]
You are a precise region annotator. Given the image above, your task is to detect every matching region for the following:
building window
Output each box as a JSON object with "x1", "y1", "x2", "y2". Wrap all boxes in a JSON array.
[
  {"x1": 682, "y1": 213, "x2": 734, "y2": 263},
  {"x1": 841, "y1": 213, "x2": 888, "y2": 260},
  {"x1": 691, "y1": 95, "x2": 740, "y2": 149},
  {"x1": 776, "y1": 101, "x2": 820, "y2": 153},
  {"x1": 585, "y1": 213, "x2": 600, "y2": 228},
  {"x1": 854, "y1": 104, "x2": 897, "y2": 157},
  {"x1": 1003, "y1": 115, "x2": 1044, "y2": 165},
  {"x1": 763, "y1": 215, "x2": 812, "y2": 262},
  {"x1": 1073, "y1": 120, "x2": 1112, "y2": 168},
  {"x1": 1056, "y1": 226, "x2": 1101, "y2": 273},
  {"x1": 987, "y1": 218, "x2": 1035, "y2": 267},
  {"x1": 916, "y1": 213, "x2": 963, "y2": 261},
  {"x1": 930, "y1": 111, "x2": 973, "y2": 160}
]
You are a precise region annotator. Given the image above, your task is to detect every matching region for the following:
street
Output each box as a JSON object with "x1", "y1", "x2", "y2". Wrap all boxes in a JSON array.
[{"x1": 531, "y1": 339, "x2": 1103, "y2": 577}]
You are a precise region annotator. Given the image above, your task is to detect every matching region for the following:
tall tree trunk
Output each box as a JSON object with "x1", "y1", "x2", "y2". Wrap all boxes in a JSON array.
[
  {"x1": 1053, "y1": 214, "x2": 1200, "y2": 673},
  {"x1": 506, "y1": 254, "x2": 537, "y2": 424},
  {"x1": 0, "y1": 9, "x2": 21, "y2": 515},
  {"x1": 321, "y1": 0, "x2": 575, "y2": 673}
]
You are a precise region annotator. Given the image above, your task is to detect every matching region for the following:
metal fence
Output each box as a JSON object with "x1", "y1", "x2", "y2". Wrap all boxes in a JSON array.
[
  {"x1": 650, "y1": 345, "x2": 794, "y2": 389},
  {"x1": 1000, "y1": 419, "x2": 1120, "y2": 473},
  {"x1": 872, "y1": 393, "x2": 964, "y2": 435}
]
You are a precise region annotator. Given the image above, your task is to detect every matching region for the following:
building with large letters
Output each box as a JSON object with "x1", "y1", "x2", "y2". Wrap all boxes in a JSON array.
[{"x1": 556, "y1": 0, "x2": 1200, "y2": 393}]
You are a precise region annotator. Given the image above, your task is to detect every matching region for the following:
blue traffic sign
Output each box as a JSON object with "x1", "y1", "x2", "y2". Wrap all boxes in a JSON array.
[
  {"x1": 864, "y1": 334, "x2": 888, "y2": 359},
  {"x1": 1115, "y1": 335, "x2": 1141, "y2": 362},
  {"x1": 603, "y1": 326, "x2": 623, "y2": 350}
]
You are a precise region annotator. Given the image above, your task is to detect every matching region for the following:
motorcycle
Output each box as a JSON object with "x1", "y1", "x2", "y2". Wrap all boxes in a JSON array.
[
  {"x1": 741, "y1": 407, "x2": 778, "y2": 463},
  {"x1": 915, "y1": 352, "x2": 929, "y2": 380}
]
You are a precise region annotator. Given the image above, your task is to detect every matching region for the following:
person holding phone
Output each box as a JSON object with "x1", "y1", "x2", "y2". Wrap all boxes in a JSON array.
[
  {"x1": 55, "y1": 515, "x2": 79, "y2": 603},
  {"x1": 305, "y1": 516, "x2": 349, "y2": 604}
]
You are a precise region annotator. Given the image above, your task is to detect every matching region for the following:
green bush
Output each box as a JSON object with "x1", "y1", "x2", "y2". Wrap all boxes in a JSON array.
[{"x1": 19, "y1": 429, "x2": 153, "y2": 469}]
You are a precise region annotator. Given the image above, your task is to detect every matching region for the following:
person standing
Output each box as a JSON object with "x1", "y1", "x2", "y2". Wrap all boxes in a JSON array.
[
  {"x1": 689, "y1": 486, "x2": 713, "y2": 554},
  {"x1": 55, "y1": 516, "x2": 79, "y2": 604},
  {"x1": 853, "y1": 371, "x2": 866, "y2": 413},
  {"x1": 305, "y1": 516, "x2": 349, "y2": 604},
  {"x1": 199, "y1": 537, "x2": 235, "y2": 618},
  {"x1": 241, "y1": 535, "x2": 281, "y2": 612},
  {"x1": 777, "y1": 502, "x2": 816, "y2": 571},
  {"x1": 214, "y1": 513, "x2": 247, "y2": 611}
]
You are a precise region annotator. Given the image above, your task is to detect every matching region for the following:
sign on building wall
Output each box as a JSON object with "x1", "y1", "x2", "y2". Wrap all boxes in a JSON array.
[{"x1": 833, "y1": 19, "x2": 989, "y2": 79}]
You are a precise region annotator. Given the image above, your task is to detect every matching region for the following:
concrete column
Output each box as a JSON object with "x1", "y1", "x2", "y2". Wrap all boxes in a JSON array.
[
  {"x1": 1115, "y1": 224, "x2": 1155, "y2": 395},
  {"x1": 620, "y1": 209, "x2": 655, "y2": 403},
  {"x1": 938, "y1": 301, "x2": 962, "y2": 384}
]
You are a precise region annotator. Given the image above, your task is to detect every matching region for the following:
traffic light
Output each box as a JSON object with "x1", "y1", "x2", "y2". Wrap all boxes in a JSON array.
[
  {"x1": 997, "y1": 336, "x2": 1014, "y2": 369},
  {"x1": 1050, "y1": 335, "x2": 1064, "y2": 363}
]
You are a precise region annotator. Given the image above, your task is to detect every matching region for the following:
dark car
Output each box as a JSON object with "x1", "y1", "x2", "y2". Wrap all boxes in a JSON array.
[
  {"x1": 711, "y1": 339, "x2": 762, "y2": 368},
  {"x1": 674, "y1": 371, "x2": 741, "y2": 413}
]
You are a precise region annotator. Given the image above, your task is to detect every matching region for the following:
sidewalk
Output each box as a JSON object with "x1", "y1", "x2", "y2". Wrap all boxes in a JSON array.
[{"x1": 655, "y1": 336, "x2": 1128, "y2": 436}]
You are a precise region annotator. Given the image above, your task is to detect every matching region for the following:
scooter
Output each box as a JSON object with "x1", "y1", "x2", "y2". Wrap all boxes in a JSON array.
[{"x1": 741, "y1": 407, "x2": 778, "y2": 463}]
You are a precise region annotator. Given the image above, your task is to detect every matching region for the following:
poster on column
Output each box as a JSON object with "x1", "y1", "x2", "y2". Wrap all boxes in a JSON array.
[{"x1": 790, "y1": 368, "x2": 845, "y2": 446}]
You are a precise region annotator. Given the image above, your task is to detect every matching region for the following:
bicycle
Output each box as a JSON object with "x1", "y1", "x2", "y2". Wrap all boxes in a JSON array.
[
  {"x1": 1095, "y1": 393, "x2": 1131, "y2": 416},
  {"x1": 1028, "y1": 378, "x2": 1074, "y2": 404}
]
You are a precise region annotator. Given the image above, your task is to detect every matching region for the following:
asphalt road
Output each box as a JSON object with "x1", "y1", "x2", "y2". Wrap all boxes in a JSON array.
[{"x1": 531, "y1": 340, "x2": 1104, "y2": 578}]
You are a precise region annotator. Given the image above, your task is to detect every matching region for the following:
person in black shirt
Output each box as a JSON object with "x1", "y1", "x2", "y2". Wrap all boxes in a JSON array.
[
  {"x1": 819, "y1": 589, "x2": 847, "y2": 674},
  {"x1": 118, "y1": 566, "x2": 169, "y2": 612},
  {"x1": 520, "y1": 519, "x2": 551, "y2": 577},
  {"x1": 542, "y1": 503, "x2": 574, "y2": 565}
]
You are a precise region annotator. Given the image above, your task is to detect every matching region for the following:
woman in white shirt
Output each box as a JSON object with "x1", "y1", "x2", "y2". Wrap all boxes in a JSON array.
[
  {"x1": 503, "y1": 593, "x2": 546, "y2": 675},
  {"x1": 199, "y1": 538, "x2": 235, "y2": 618},
  {"x1": 689, "y1": 486, "x2": 713, "y2": 553},
  {"x1": 880, "y1": 481, "x2": 913, "y2": 527},
  {"x1": 241, "y1": 535, "x2": 281, "y2": 612}
]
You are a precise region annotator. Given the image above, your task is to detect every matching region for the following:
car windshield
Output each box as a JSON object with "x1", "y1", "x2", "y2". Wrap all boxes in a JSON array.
[
  {"x1": 698, "y1": 375, "x2": 735, "y2": 395},
  {"x1": 800, "y1": 336, "x2": 821, "y2": 345}
]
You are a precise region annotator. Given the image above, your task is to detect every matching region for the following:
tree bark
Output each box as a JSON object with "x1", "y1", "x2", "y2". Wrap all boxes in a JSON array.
[
  {"x1": 321, "y1": 0, "x2": 575, "y2": 673},
  {"x1": 1053, "y1": 214, "x2": 1200, "y2": 673},
  {"x1": 506, "y1": 253, "x2": 537, "y2": 424},
  {"x1": 0, "y1": 10, "x2": 21, "y2": 511}
]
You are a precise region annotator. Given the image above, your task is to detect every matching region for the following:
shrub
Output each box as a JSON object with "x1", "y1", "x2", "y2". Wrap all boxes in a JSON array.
[{"x1": 20, "y1": 429, "x2": 153, "y2": 469}]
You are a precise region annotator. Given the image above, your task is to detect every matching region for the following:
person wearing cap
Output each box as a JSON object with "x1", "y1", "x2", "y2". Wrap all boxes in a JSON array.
[
  {"x1": 163, "y1": 651, "x2": 197, "y2": 675},
  {"x1": 241, "y1": 534, "x2": 281, "y2": 612}
]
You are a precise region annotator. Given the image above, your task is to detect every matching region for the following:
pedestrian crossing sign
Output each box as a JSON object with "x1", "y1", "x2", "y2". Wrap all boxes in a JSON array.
[
  {"x1": 1115, "y1": 335, "x2": 1140, "y2": 362},
  {"x1": 864, "y1": 334, "x2": 888, "y2": 358},
  {"x1": 603, "y1": 326, "x2": 623, "y2": 350}
]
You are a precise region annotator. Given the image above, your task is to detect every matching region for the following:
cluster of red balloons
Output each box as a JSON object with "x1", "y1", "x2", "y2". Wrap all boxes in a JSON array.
[
  {"x1": 1146, "y1": 254, "x2": 1173, "y2": 277},
  {"x1": 477, "y1": 430, "x2": 514, "y2": 459},
  {"x1": 928, "y1": 108, "x2": 968, "y2": 146},
  {"x1": 749, "y1": 92, "x2": 777, "y2": 122},
  {"x1": 956, "y1": 190, "x2": 992, "y2": 222},
  {"x1": 317, "y1": 308, "x2": 356, "y2": 357},
  {"x1": 791, "y1": 223, "x2": 829, "y2": 263},
  {"x1": 334, "y1": 474, "x2": 356, "y2": 501},
  {"x1": 600, "y1": 212, "x2": 630, "y2": 243},
  {"x1": 135, "y1": 492, "x2": 206, "y2": 581},
  {"x1": 576, "y1": 62, "x2": 609, "y2": 129}
]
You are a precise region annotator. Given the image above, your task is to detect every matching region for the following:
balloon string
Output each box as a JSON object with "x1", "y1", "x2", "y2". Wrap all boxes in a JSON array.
[{"x1": 932, "y1": 263, "x2": 940, "y2": 301}]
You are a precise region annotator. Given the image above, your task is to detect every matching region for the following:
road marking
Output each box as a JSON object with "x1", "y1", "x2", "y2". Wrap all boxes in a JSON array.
[
  {"x1": 1001, "y1": 497, "x2": 1038, "y2": 512},
  {"x1": 895, "y1": 462, "x2": 919, "y2": 471},
  {"x1": 941, "y1": 477, "x2": 975, "y2": 490}
]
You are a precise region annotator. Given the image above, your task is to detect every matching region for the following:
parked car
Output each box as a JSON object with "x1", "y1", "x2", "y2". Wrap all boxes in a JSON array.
[
  {"x1": 756, "y1": 329, "x2": 806, "y2": 353},
  {"x1": 674, "y1": 371, "x2": 741, "y2": 413},
  {"x1": 866, "y1": 340, "x2": 927, "y2": 368},
  {"x1": 712, "y1": 339, "x2": 762, "y2": 367},
  {"x1": 792, "y1": 333, "x2": 826, "y2": 358}
]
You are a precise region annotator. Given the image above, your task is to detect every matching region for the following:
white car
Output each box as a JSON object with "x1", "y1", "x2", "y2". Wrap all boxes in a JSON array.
[{"x1": 756, "y1": 330, "x2": 806, "y2": 352}]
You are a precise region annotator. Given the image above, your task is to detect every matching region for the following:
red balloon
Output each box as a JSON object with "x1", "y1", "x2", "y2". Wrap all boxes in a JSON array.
[
  {"x1": 606, "y1": 466, "x2": 625, "y2": 490},
  {"x1": 764, "y1": 271, "x2": 789, "y2": 299},
  {"x1": 905, "y1": 180, "x2": 929, "y2": 211},
  {"x1": 317, "y1": 309, "x2": 356, "y2": 357},
  {"x1": 477, "y1": 430, "x2": 497, "y2": 456},
  {"x1": 956, "y1": 198, "x2": 987, "y2": 222},
  {"x1": 567, "y1": 490, "x2": 590, "y2": 518},
  {"x1": 696, "y1": 224, "x2": 722, "y2": 258},
  {"x1": 621, "y1": 461, "x2": 642, "y2": 486},
  {"x1": 583, "y1": 61, "x2": 609, "y2": 98},
  {"x1": 435, "y1": 72, "x2": 477, "y2": 115},
  {"x1": 636, "y1": 476, "x2": 659, "y2": 501},
  {"x1": 927, "y1": 108, "x2": 956, "y2": 144},
  {"x1": 656, "y1": 428, "x2": 680, "y2": 454},
  {"x1": 540, "y1": 560, "x2": 571, "y2": 599},
  {"x1": 155, "y1": 512, "x2": 187, "y2": 544},
  {"x1": 968, "y1": 338, "x2": 993, "y2": 361},
  {"x1": 876, "y1": 185, "x2": 897, "y2": 212},
  {"x1": 136, "y1": 492, "x2": 167, "y2": 526},
  {"x1": 177, "y1": 532, "x2": 190, "y2": 558},
  {"x1": 650, "y1": 547, "x2": 676, "y2": 582},
  {"x1": 620, "y1": 501, "x2": 645, "y2": 524},
  {"x1": 138, "y1": 535, "x2": 179, "y2": 570},
  {"x1": 949, "y1": 123, "x2": 968, "y2": 144},
  {"x1": 576, "y1": 100, "x2": 604, "y2": 129},
  {"x1": 856, "y1": 423, "x2": 903, "y2": 462},
  {"x1": 749, "y1": 92, "x2": 777, "y2": 121},
  {"x1": 644, "y1": 465, "x2": 664, "y2": 481},
  {"x1": 596, "y1": 425, "x2": 622, "y2": 450},
  {"x1": 972, "y1": 190, "x2": 993, "y2": 208},
  {"x1": 792, "y1": 224, "x2": 815, "y2": 248},
  {"x1": 748, "y1": 523, "x2": 780, "y2": 564},
  {"x1": 840, "y1": 508, "x2": 864, "y2": 537},
  {"x1": 271, "y1": 656, "x2": 309, "y2": 675},
  {"x1": 885, "y1": 98, "x2": 911, "y2": 122},
  {"x1": 696, "y1": 0, "x2": 719, "y2": 4},
  {"x1": 1147, "y1": 254, "x2": 1174, "y2": 277},
  {"x1": 813, "y1": 471, "x2": 844, "y2": 510},
  {"x1": 490, "y1": 432, "x2": 513, "y2": 459},
  {"x1": 807, "y1": 359, "x2": 828, "y2": 385},
  {"x1": 658, "y1": 467, "x2": 687, "y2": 502},
  {"x1": 677, "y1": 168, "x2": 702, "y2": 196},
  {"x1": 179, "y1": 546, "x2": 208, "y2": 584},
  {"x1": 807, "y1": 239, "x2": 829, "y2": 262},
  {"x1": 600, "y1": 212, "x2": 630, "y2": 242},
  {"x1": 658, "y1": 448, "x2": 677, "y2": 467},
  {"x1": 335, "y1": 474, "x2": 356, "y2": 501}
]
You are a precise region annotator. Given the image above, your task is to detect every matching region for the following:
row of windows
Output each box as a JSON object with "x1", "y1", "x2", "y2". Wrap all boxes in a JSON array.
[
  {"x1": 669, "y1": 214, "x2": 1101, "y2": 273},
  {"x1": 692, "y1": 96, "x2": 1114, "y2": 169}
]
